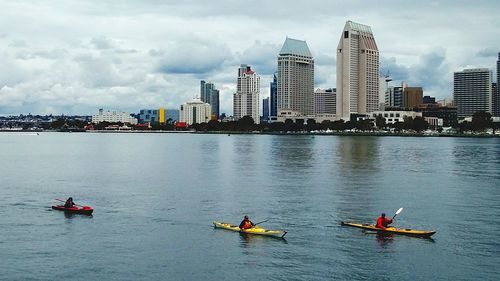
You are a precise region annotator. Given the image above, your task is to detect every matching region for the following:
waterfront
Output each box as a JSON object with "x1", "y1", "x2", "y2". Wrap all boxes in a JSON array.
[{"x1": 1, "y1": 133, "x2": 499, "y2": 280}]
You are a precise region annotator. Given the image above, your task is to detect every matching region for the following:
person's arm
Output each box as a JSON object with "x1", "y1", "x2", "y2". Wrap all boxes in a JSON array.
[{"x1": 239, "y1": 221, "x2": 245, "y2": 229}]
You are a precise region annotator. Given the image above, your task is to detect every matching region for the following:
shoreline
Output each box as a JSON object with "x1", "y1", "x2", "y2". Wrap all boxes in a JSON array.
[{"x1": 1, "y1": 129, "x2": 499, "y2": 138}]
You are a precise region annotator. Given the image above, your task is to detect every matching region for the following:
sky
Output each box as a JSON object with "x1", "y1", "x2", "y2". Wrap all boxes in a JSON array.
[{"x1": 0, "y1": 0, "x2": 499, "y2": 115}]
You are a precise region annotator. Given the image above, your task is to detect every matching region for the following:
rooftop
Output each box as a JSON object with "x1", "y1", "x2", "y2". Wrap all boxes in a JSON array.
[
  {"x1": 347, "y1": 21, "x2": 373, "y2": 34},
  {"x1": 279, "y1": 37, "x2": 312, "y2": 57}
]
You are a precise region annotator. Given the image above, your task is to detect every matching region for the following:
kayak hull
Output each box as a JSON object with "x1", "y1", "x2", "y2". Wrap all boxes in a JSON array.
[
  {"x1": 52, "y1": 205, "x2": 93, "y2": 215},
  {"x1": 341, "y1": 221, "x2": 435, "y2": 238},
  {"x1": 213, "y1": 221, "x2": 287, "y2": 238}
]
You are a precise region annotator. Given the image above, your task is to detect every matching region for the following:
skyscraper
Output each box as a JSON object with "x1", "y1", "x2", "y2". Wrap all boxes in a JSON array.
[
  {"x1": 277, "y1": 37, "x2": 314, "y2": 116},
  {"x1": 270, "y1": 72, "x2": 277, "y2": 118},
  {"x1": 453, "y1": 68, "x2": 492, "y2": 118},
  {"x1": 233, "y1": 64, "x2": 260, "y2": 124},
  {"x1": 494, "y1": 53, "x2": 500, "y2": 116},
  {"x1": 262, "y1": 97, "x2": 269, "y2": 122},
  {"x1": 200, "y1": 81, "x2": 220, "y2": 119},
  {"x1": 336, "y1": 21, "x2": 380, "y2": 120}
]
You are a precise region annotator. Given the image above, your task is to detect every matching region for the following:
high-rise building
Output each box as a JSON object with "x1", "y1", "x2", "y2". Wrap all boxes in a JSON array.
[
  {"x1": 493, "y1": 82, "x2": 499, "y2": 117},
  {"x1": 403, "y1": 87, "x2": 423, "y2": 108},
  {"x1": 262, "y1": 97, "x2": 269, "y2": 122},
  {"x1": 336, "y1": 21, "x2": 380, "y2": 120},
  {"x1": 494, "y1": 53, "x2": 500, "y2": 116},
  {"x1": 270, "y1": 73, "x2": 277, "y2": 118},
  {"x1": 233, "y1": 64, "x2": 260, "y2": 124},
  {"x1": 277, "y1": 37, "x2": 314, "y2": 116},
  {"x1": 385, "y1": 86, "x2": 404, "y2": 108},
  {"x1": 453, "y1": 68, "x2": 492, "y2": 118},
  {"x1": 200, "y1": 81, "x2": 220, "y2": 119},
  {"x1": 180, "y1": 98, "x2": 211, "y2": 125},
  {"x1": 314, "y1": 88, "x2": 336, "y2": 115}
]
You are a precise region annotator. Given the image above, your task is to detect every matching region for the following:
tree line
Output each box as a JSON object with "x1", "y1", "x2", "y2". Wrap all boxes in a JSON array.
[{"x1": 48, "y1": 111, "x2": 498, "y2": 133}]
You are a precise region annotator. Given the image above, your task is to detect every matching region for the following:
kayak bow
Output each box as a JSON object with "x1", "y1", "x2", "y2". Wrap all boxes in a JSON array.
[
  {"x1": 341, "y1": 221, "x2": 435, "y2": 238},
  {"x1": 52, "y1": 205, "x2": 94, "y2": 215},
  {"x1": 213, "y1": 221, "x2": 287, "y2": 238}
]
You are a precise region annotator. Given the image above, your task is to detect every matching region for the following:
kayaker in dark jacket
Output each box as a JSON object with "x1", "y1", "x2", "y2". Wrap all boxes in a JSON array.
[
  {"x1": 239, "y1": 216, "x2": 255, "y2": 230},
  {"x1": 64, "y1": 197, "x2": 76, "y2": 208},
  {"x1": 376, "y1": 213, "x2": 393, "y2": 229}
]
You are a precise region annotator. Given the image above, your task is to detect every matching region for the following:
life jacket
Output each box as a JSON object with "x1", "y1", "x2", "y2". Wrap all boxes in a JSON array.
[{"x1": 241, "y1": 220, "x2": 252, "y2": 229}]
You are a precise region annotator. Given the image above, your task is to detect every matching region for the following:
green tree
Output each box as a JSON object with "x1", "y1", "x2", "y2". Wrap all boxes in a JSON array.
[
  {"x1": 237, "y1": 116, "x2": 255, "y2": 131},
  {"x1": 412, "y1": 116, "x2": 429, "y2": 132},
  {"x1": 375, "y1": 115, "x2": 386, "y2": 129},
  {"x1": 471, "y1": 111, "x2": 492, "y2": 132}
]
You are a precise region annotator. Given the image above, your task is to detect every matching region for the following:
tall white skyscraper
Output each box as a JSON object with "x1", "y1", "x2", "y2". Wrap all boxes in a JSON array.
[
  {"x1": 233, "y1": 64, "x2": 260, "y2": 124},
  {"x1": 336, "y1": 21, "x2": 380, "y2": 120},
  {"x1": 277, "y1": 37, "x2": 314, "y2": 116}
]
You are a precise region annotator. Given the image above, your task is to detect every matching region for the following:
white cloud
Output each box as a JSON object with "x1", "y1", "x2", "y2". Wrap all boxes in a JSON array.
[{"x1": 0, "y1": 0, "x2": 499, "y2": 115}]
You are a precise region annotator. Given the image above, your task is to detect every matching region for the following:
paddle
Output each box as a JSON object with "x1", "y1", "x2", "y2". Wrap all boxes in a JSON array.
[
  {"x1": 55, "y1": 198, "x2": 84, "y2": 208},
  {"x1": 392, "y1": 207, "x2": 403, "y2": 220},
  {"x1": 253, "y1": 218, "x2": 271, "y2": 226}
]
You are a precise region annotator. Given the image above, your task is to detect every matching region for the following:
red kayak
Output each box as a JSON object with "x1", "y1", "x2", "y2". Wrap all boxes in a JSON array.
[{"x1": 52, "y1": 205, "x2": 93, "y2": 215}]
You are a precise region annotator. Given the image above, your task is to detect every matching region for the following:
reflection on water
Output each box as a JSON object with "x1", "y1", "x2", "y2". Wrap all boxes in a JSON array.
[
  {"x1": 238, "y1": 233, "x2": 288, "y2": 247},
  {"x1": 336, "y1": 136, "x2": 380, "y2": 173}
]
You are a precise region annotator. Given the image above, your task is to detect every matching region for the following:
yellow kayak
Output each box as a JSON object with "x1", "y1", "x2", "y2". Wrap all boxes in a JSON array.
[
  {"x1": 341, "y1": 221, "x2": 436, "y2": 238},
  {"x1": 213, "y1": 221, "x2": 287, "y2": 238}
]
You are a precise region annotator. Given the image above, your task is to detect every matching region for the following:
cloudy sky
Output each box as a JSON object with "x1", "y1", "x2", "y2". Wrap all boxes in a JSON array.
[{"x1": 0, "y1": 0, "x2": 499, "y2": 115}]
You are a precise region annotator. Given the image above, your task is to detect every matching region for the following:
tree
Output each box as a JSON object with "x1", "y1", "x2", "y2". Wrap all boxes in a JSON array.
[
  {"x1": 471, "y1": 111, "x2": 492, "y2": 132},
  {"x1": 237, "y1": 116, "x2": 255, "y2": 131},
  {"x1": 412, "y1": 116, "x2": 429, "y2": 132},
  {"x1": 306, "y1": 119, "x2": 317, "y2": 132},
  {"x1": 375, "y1": 115, "x2": 386, "y2": 129}
]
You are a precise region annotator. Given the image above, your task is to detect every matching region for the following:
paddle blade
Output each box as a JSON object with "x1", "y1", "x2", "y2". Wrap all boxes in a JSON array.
[{"x1": 395, "y1": 207, "x2": 403, "y2": 215}]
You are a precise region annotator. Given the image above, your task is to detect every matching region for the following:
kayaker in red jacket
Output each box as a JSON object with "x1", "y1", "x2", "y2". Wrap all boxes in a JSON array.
[
  {"x1": 64, "y1": 197, "x2": 76, "y2": 208},
  {"x1": 376, "y1": 213, "x2": 393, "y2": 229},
  {"x1": 239, "y1": 216, "x2": 255, "y2": 230}
]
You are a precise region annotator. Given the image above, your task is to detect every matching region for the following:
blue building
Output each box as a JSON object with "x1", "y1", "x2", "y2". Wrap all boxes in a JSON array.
[
  {"x1": 270, "y1": 72, "x2": 277, "y2": 118},
  {"x1": 139, "y1": 109, "x2": 179, "y2": 123},
  {"x1": 262, "y1": 97, "x2": 269, "y2": 122},
  {"x1": 200, "y1": 80, "x2": 220, "y2": 119}
]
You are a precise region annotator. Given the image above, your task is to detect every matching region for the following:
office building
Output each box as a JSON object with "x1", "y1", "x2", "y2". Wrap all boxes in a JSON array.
[
  {"x1": 139, "y1": 108, "x2": 179, "y2": 123},
  {"x1": 403, "y1": 87, "x2": 423, "y2": 108},
  {"x1": 200, "y1": 81, "x2": 220, "y2": 119},
  {"x1": 493, "y1": 83, "x2": 499, "y2": 117},
  {"x1": 416, "y1": 105, "x2": 458, "y2": 127},
  {"x1": 370, "y1": 111, "x2": 422, "y2": 125},
  {"x1": 92, "y1": 109, "x2": 137, "y2": 124},
  {"x1": 262, "y1": 97, "x2": 270, "y2": 122},
  {"x1": 337, "y1": 21, "x2": 380, "y2": 120},
  {"x1": 270, "y1": 72, "x2": 277, "y2": 118},
  {"x1": 494, "y1": 53, "x2": 500, "y2": 116},
  {"x1": 423, "y1": 96, "x2": 436, "y2": 104},
  {"x1": 453, "y1": 68, "x2": 492, "y2": 117},
  {"x1": 233, "y1": 64, "x2": 260, "y2": 124},
  {"x1": 179, "y1": 98, "x2": 211, "y2": 125},
  {"x1": 277, "y1": 37, "x2": 314, "y2": 116},
  {"x1": 385, "y1": 86, "x2": 404, "y2": 108},
  {"x1": 314, "y1": 88, "x2": 336, "y2": 115}
]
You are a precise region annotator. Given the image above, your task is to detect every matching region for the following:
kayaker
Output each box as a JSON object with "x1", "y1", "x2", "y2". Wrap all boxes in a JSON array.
[
  {"x1": 376, "y1": 213, "x2": 393, "y2": 229},
  {"x1": 64, "y1": 197, "x2": 76, "y2": 208},
  {"x1": 239, "y1": 215, "x2": 255, "y2": 230}
]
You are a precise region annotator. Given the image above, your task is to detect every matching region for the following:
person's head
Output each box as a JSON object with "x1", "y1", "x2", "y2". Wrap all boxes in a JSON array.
[
  {"x1": 68, "y1": 197, "x2": 73, "y2": 201},
  {"x1": 381, "y1": 213, "x2": 386, "y2": 218},
  {"x1": 244, "y1": 215, "x2": 249, "y2": 220}
]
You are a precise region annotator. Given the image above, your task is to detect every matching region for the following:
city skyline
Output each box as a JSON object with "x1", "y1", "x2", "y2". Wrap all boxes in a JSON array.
[{"x1": 1, "y1": 1, "x2": 499, "y2": 115}]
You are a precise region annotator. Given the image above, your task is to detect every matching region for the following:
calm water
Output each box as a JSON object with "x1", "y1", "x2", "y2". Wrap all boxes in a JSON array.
[{"x1": 1, "y1": 133, "x2": 499, "y2": 280}]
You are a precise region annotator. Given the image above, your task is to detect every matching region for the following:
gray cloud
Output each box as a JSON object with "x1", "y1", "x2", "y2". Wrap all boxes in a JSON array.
[{"x1": 0, "y1": 0, "x2": 499, "y2": 115}]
